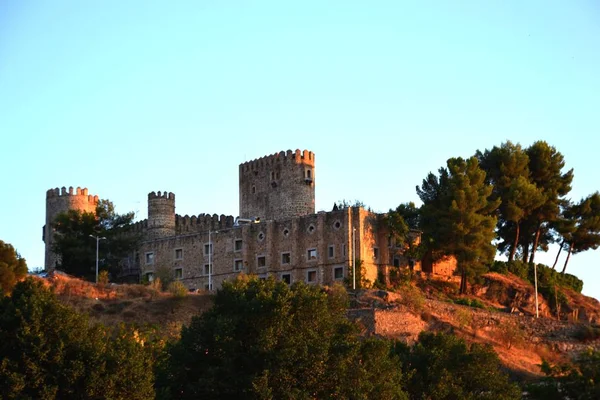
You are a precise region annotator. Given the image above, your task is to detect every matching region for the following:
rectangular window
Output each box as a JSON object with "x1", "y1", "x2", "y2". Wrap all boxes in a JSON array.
[
  {"x1": 307, "y1": 248, "x2": 317, "y2": 260},
  {"x1": 373, "y1": 247, "x2": 379, "y2": 260},
  {"x1": 281, "y1": 252, "x2": 291, "y2": 265},
  {"x1": 175, "y1": 248, "x2": 183, "y2": 260},
  {"x1": 234, "y1": 259, "x2": 243, "y2": 272},
  {"x1": 146, "y1": 272, "x2": 154, "y2": 282},
  {"x1": 328, "y1": 245, "x2": 335, "y2": 259},
  {"x1": 175, "y1": 268, "x2": 183, "y2": 280},
  {"x1": 234, "y1": 239, "x2": 243, "y2": 252},
  {"x1": 281, "y1": 273, "x2": 291, "y2": 285},
  {"x1": 334, "y1": 266, "x2": 344, "y2": 280},
  {"x1": 204, "y1": 264, "x2": 211, "y2": 275},
  {"x1": 145, "y1": 252, "x2": 154, "y2": 265},
  {"x1": 204, "y1": 243, "x2": 213, "y2": 256},
  {"x1": 307, "y1": 270, "x2": 317, "y2": 283},
  {"x1": 342, "y1": 244, "x2": 346, "y2": 257},
  {"x1": 257, "y1": 255, "x2": 266, "y2": 268},
  {"x1": 393, "y1": 257, "x2": 400, "y2": 267}
]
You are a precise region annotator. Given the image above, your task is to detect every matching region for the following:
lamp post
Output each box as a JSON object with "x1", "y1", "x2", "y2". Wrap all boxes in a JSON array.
[
  {"x1": 89, "y1": 235, "x2": 106, "y2": 284},
  {"x1": 352, "y1": 227, "x2": 356, "y2": 290}
]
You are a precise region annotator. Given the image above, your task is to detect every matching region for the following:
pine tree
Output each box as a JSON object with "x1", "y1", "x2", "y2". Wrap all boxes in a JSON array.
[{"x1": 418, "y1": 157, "x2": 499, "y2": 294}]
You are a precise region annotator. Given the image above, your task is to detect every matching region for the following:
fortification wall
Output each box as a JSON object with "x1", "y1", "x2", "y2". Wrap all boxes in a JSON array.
[
  {"x1": 44, "y1": 186, "x2": 99, "y2": 270},
  {"x1": 239, "y1": 149, "x2": 315, "y2": 221},
  {"x1": 175, "y1": 213, "x2": 235, "y2": 234}
]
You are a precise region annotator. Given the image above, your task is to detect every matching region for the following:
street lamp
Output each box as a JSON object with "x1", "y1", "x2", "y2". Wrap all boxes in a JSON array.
[
  {"x1": 352, "y1": 227, "x2": 356, "y2": 290},
  {"x1": 89, "y1": 234, "x2": 106, "y2": 284}
]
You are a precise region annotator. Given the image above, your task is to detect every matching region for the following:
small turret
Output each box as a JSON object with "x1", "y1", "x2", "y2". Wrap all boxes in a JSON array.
[{"x1": 147, "y1": 191, "x2": 176, "y2": 239}]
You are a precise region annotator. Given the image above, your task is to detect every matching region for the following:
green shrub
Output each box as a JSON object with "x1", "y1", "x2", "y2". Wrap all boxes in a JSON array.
[
  {"x1": 401, "y1": 286, "x2": 425, "y2": 312},
  {"x1": 453, "y1": 298, "x2": 486, "y2": 309},
  {"x1": 167, "y1": 281, "x2": 188, "y2": 298}
]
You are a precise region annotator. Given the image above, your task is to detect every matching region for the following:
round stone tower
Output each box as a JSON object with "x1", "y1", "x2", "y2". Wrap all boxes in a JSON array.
[
  {"x1": 147, "y1": 191, "x2": 176, "y2": 239},
  {"x1": 239, "y1": 149, "x2": 315, "y2": 221},
  {"x1": 44, "y1": 186, "x2": 99, "y2": 271}
]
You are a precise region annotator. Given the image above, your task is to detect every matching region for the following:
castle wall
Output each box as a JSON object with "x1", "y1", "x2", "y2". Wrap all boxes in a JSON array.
[
  {"x1": 44, "y1": 187, "x2": 99, "y2": 271},
  {"x1": 239, "y1": 149, "x2": 315, "y2": 221},
  {"x1": 138, "y1": 206, "x2": 396, "y2": 291}
]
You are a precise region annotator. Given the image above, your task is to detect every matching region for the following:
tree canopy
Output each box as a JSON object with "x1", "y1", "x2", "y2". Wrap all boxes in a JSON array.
[
  {"x1": 157, "y1": 276, "x2": 407, "y2": 399},
  {"x1": 417, "y1": 157, "x2": 499, "y2": 293},
  {"x1": 0, "y1": 278, "x2": 155, "y2": 399},
  {"x1": 396, "y1": 331, "x2": 521, "y2": 400},
  {"x1": 0, "y1": 240, "x2": 28, "y2": 294},
  {"x1": 52, "y1": 199, "x2": 139, "y2": 280}
]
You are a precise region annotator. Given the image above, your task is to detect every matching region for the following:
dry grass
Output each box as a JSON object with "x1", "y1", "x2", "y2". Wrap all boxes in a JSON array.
[{"x1": 32, "y1": 272, "x2": 214, "y2": 340}]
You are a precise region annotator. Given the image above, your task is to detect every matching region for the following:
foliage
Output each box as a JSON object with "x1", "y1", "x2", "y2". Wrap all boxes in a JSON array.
[
  {"x1": 526, "y1": 349, "x2": 600, "y2": 399},
  {"x1": 167, "y1": 281, "x2": 188, "y2": 298},
  {"x1": 417, "y1": 157, "x2": 500, "y2": 293},
  {"x1": 0, "y1": 240, "x2": 28, "y2": 295},
  {"x1": 489, "y1": 260, "x2": 583, "y2": 293},
  {"x1": 97, "y1": 270, "x2": 110, "y2": 287},
  {"x1": 0, "y1": 278, "x2": 155, "y2": 399},
  {"x1": 496, "y1": 321, "x2": 526, "y2": 350},
  {"x1": 396, "y1": 331, "x2": 521, "y2": 400},
  {"x1": 51, "y1": 199, "x2": 140, "y2": 281},
  {"x1": 400, "y1": 285, "x2": 426, "y2": 312},
  {"x1": 559, "y1": 192, "x2": 600, "y2": 273},
  {"x1": 157, "y1": 276, "x2": 407, "y2": 399},
  {"x1": 345, "y1": 258, "x2": 371, "y2": 289},
  {"x1": 154, "y1": 265, "x2": 175, "y2": 290},
  {"x1": 453, "y1": 298, "x2": 486, "y2": 309}
]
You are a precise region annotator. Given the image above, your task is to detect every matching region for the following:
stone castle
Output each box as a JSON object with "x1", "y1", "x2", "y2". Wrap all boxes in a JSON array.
[{"x1": 44, "y1": 149, "x2": 455, "y2": 289}]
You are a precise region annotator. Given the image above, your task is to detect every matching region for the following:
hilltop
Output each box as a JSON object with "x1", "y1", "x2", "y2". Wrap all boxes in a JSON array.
[{"x1": 35, "y1": 270, "x2": 600, "y2": 380}]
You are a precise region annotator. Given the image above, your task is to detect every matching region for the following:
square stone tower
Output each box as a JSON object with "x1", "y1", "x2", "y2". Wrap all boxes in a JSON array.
[{"x1": 239, "y1": 149, "x2": 315, "y2": 221}]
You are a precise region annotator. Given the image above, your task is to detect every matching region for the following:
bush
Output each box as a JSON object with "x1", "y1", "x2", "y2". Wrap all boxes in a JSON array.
[
  {"x1": 401, "y1": 285, "x2": 425, "y2": 312},
  {"x1": 157, "y1": 277, "x2": 406, "y2": 399},
  {"x1": 453, "y1": 298, "x2": 486, "y2": 309},
  {"x1": 490, "y1": 261, "x2": 583, "y2": 293},
  {"x1": 0, "y1": 278, "x2": 155, "y2": 399},
  {"x1": 0, "y1": 240, "x2": 28, "y2": 294},
  {"x1": 167, "y1": 281, "x2": 188, "y2": 298},
  {"x1": 395, "y1": 331, "x2": 521, "y2": 399}
]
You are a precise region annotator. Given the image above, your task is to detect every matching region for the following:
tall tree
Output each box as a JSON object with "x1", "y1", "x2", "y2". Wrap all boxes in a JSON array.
[
  {"x1": 0, "y1": 240, "x2": 28, "y2": 294},
  {"x1": 0, "y1": 279, "x2": 155, "y2": 399},
  {"x1": 52, "y1": 200, "x2": 140, "y2": 280},
  {"x1": 396, "y1": 332, "x2": 521, "y2": 400},
  {"x1": 561, "y1": 192, "x2": 600, "y2": 273},
  {"x1": 476, "y1": 141, "x2": 543, "y2": 261},
  {"x1": 417, "y1": 157, "x2": 499, "y2": 294},
  {"x1": 157, "y1": 277, "x2": 407, "y2": 399},
  {"x1": 523, "y1": 141, "x2": 573, "y2": 263}
]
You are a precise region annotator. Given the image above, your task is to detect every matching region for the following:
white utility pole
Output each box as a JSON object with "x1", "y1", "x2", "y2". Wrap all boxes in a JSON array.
[
  {"x1": 89, "y1": 234, "x2": 106, "y2": 284},
  {"x1": 352, "y1": 227, "x2": 356, "y2": 290}
]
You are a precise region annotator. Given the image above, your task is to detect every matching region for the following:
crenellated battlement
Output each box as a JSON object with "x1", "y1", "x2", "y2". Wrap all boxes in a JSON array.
[
  {"x1": 46, "y1": 186, "x2": 99, "y2": 203},
  {"x1": 240, "y1": 149, "x2": 315, "y2": 173},
  {"x1": 176, "y1": 213, "x2": 235, "y2": 233},
  {"x1": 148, "y1": 191, "x2": 175, "y2": 201}
]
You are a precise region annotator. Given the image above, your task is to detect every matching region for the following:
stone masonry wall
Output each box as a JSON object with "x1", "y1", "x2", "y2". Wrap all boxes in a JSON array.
[
  {"x1": 44, "y1": 187, "x2": 99, "y2": 271},
  {"x1": 239, "y1": 149, "x2": 315, "y2": 221}
]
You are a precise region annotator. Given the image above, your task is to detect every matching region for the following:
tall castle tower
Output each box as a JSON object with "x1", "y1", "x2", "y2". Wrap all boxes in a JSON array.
[
  {"x1": 239, "y1": 149, "x2": 315, "y2": 221},
  {"x1": 44, "y1": 186, "x2": 99, "y2": 271},
  {"x1": 147, "y1": 191, "x2": 176, "y2": 239}
]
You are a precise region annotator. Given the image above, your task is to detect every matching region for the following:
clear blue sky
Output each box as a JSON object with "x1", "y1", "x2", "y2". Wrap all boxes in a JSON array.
[{"x1": 1, "y1": 1, "x2": 599, "y2": 297}]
